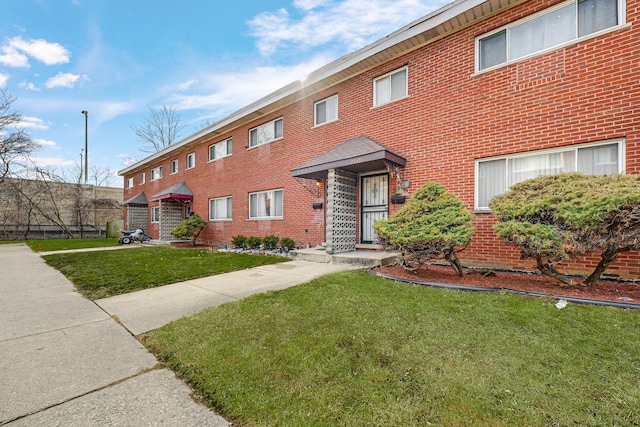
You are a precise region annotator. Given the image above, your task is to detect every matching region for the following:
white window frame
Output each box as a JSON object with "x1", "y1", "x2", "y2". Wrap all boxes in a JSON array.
[
  {"x1": 475, "y1": 139, "x2": 625, "y2": 210},
  {"x1": 126, "y1": 177, "x2": 134, "y2": 189},
  {"x1": 249, "y1": 117, "x2": 283, "y2": 148},
  {"x1": 186, "y1": 153, "x2": 195, "y2": 169},
  {"x1": 475, "y1": 0, "x2": 626, "y2": 72},
  {"x1": 150, "y1": 166, "x2": 162, "y2": 181},
  {"x1": 171, "y1": 159, "x2": 178, "y2": 174},
  {"x1": 209, "y1": 196, "x2": 233, "y2": 221},
  {"x1": 373, "y1": 66, "x2": 408, "y2": 107},
  {"x1": 139, "y1": 172, "x2": 145, "y2": 185},
  {"x1": 209, "y1": 138, "x2": 232, "y2": 162},
  {"x1": 249, "y1": 189, "x2": 284, "y2": 219},
  {"x1": 151, "y1": 206, "x2": 160, "y2": 223},
  {"x1": 314, "y1": 94, "x2": 338, "y2": 126}
]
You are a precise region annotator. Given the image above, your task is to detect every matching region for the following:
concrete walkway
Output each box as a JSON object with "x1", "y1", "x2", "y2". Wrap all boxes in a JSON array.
[{"x1": 0, "y1": 243, "x2": 355, "y2": 426}]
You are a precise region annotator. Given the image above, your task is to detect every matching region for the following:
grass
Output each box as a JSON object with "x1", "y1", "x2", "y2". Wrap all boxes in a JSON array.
[
  {"x1": 22, "y1": 238, "x2": 120, "y2": 252},
  {"x1": 43, "y1": 247, "x2": 289, "y2": 299},
  {"x1": 143, "y1": 270, "x2": 640, "y2": 427}
]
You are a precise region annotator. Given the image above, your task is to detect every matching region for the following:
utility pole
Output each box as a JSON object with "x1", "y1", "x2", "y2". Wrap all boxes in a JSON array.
[{"x1": 81, "y1": 110, "x2": 88, "y2": 184}]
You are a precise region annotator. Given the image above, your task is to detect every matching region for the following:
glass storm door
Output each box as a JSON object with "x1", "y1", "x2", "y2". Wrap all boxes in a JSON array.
[{"x1": 361, "y1": 174, "x2": 388, "y2": 244}]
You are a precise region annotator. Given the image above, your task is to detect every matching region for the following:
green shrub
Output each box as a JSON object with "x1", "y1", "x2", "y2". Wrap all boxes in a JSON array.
[
  {"x1": 374, "y1": 183, "x2": 474, "y2": 276},
  {"x1": 246, "y1": 236, "x2": 262, "y2": 249},
  {"x1": 231, "y1": 234, "x2": 247, "y2": 248},
  {"x1": 170, "y1": 214, "x2": 207, "y2": 246},
  {"x1": 263, "y1": 235, "x2": 279, "y2": 250},
  {"x1": 279, "y1": 237, "x2": 296, "y2": 250},
  {"x1": 489, "y1": 173, "x2": 640, "y2": 286}
]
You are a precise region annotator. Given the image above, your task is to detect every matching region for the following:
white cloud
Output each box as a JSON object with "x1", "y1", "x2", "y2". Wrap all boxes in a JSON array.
[
  {"x1": 5, "y1": 37, "x2": 70, "y2": 66},
  {"x1": 293, "y1": 0, "x2": 330, "y2": 10},
  {"x1": 249, "y1": 0, "x2": 449, "y2": 56},
  {"x1": 45, "y1": 72, "x2": 82, "y2": 89},
  {"x1": 177, "y1": 79, "x2": 196, "y2": 91},
  {"x1": 170, "y1": 54, "x2": 333, "y2": 118},
  {"x1": 20, "y1": 116, "x2": 50, "y2": 130},
  {"x1": 19, "y1": 81, "x2": 40, "y2": 91},
  {"x1": 0, "y1": 73, "x2": 8, "y2": 87},
  {"x1": 30, "y1": 156, "x2": 75, "y2": 168},
  {"x1": 34, "y1": 138, "x2": 58, "y2": 148},
  {"x1": 0, "y1": 45, "x2": 29, "y2": 67}
]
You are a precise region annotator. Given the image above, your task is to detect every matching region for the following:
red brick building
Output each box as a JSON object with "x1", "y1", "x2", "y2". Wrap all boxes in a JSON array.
[{"x1": 120, "y1": 0, "x2": 640, "y2": 278}]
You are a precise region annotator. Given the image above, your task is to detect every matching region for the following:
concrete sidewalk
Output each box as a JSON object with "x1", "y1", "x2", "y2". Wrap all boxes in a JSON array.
[
  {"x1": 0, "y1": 244, "x2": 223, "y2": 426},
  {"x1": 96, "y1": 260, "x2": 357, "y2": 335},
  {"x1": 0, "y1": 243, "x2": 356, "y2": 426}
]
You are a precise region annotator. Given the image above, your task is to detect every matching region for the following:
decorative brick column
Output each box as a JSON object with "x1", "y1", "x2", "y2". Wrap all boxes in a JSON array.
[
  {"x1": 126, "y1": 206, "x2": 148, "y2": 230},
  {"x1": 159, "y1": 200, "x2": 184, "y2": 240},
  {"x1": 326, "y1": 168, "x2": 357, "y2": 254}
]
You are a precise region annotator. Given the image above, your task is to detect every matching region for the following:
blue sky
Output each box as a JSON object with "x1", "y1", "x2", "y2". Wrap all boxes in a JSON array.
[{"x1": 0, "y1": 0, "x2": 448, "y2": 185}]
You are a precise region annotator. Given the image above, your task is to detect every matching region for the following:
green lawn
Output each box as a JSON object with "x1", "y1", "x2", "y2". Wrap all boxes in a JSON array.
[
  {"x1": 143, "y1": 270, "x2": 640, "y2": 427},
  {"x1": 23, "y1": 238, "x2": 120, "y2": 252},
  {"x1": 43, "y1": 247, "x2": 289, "y2": 299}
]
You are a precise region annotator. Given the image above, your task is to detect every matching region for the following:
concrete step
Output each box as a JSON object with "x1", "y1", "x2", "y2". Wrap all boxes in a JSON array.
[{"x1": 291, "y1": 248, "x2": 398, "y2": 268}]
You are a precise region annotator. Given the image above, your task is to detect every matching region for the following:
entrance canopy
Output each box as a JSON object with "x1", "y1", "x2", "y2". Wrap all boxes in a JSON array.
[
  {"x1": 290, "y1": 136, "x2": 406, "y2": 180},
  {"x1": 122, "y1": 192, "x2": 148, "y2": 207},
  {"x1": 150, "y1": 182, "x2": 194, "y2": 202}
]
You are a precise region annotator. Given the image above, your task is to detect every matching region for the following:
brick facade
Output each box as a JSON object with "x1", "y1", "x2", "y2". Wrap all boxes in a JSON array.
[{"x1": 121, "y1": 0, "x2": 640, "y2": 278}]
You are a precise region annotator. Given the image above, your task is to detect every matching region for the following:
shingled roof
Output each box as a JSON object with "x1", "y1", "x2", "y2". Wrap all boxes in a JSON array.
[
  {"x1": 122, "y1": 192, "x2": 148, "y2": 206},
  {"x1": 290, "y1": 136, "x2": 406, "y2": 180},
  {"x1": 150, "y1": 182, "x2": 194, "y2": 202}
]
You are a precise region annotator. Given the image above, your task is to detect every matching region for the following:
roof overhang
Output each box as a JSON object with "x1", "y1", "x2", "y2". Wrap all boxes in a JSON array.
[
  {"x1": 122, "y1": 192, "x2": 148, "y2": 207},
  {"x1": 291, "y1": 136, "x2": 406, "y2": 180},
  {"x1": 150, "y1": 182, "x2": 194, "y2": 202},
  {"x1": 119, "y1": 0, "x2": 526, "y2": 176}
]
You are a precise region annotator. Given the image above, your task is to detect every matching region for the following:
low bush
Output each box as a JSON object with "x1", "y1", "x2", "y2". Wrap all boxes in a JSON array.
[
  {"x1": 230, "y1": 234, "x2": 247, "y2": 248},
  {"x1": 263, "y1": 235, "x2": 279, "y2": 250},
  {"x1": 279, "y1": 237, "x2": 296, "y2": 250},
  {"x1": 246, "y1": 236, "x2": 262, "y2": 249}
]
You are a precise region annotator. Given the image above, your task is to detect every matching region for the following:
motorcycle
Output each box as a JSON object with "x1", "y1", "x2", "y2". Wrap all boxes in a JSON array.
[{"x1": 118, "y1": 228, "x2": 152, "y2": 244}]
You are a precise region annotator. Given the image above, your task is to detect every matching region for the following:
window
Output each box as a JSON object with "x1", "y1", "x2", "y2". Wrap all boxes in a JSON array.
[
  {"x1": 249, "y1": 189, "x2": 283, "y2": 219},
  {"x1": 187, "y1": 153, "x2": 195, "y2": 169},
  {"x1": 475, "y1": 140, "x2": 624, "y2": 209},
  {"x1": 139, "y1": 172, "x2": 145, "y2": 185},
  {"x1": 126, "y1": 177, "x2": 134, "y2": 188},
  {"x1": 209, "y1": 138, "x2": 232, "y2": 161},
  {"x1": 171, "y1": 159, "x2": 178, "y2": 174},
  {"x1": 314, "y1": 95, "x2": 338, "y2": 126},
  {"x1": 249, "y1": 118, "x2": 283, "y2": 148},
  {"x1": 477, "y1": 0, "x2": 623, "y2": 71},
  {"x1": 151, "y1": 206, "x2": 160, "y2": 223},
  {"x1": 373, "y1": 67, "x2": 408, "y2": 106},
  {"x1": 150, "y1": 166, "x2": 162, "y2": 181},
  {"x1": 209, "y1": 196, "x2": 232, "y2": 221}
]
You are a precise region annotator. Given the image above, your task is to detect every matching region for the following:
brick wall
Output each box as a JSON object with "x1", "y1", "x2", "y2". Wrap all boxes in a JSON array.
[{"x1": 123, "y1": 0, "x2": 640, "y2": 278}]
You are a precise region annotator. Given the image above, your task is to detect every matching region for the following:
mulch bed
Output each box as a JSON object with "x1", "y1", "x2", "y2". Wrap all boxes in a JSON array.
[{"x1": 374, "y1": 264, "x2": 640, "y2": 305}]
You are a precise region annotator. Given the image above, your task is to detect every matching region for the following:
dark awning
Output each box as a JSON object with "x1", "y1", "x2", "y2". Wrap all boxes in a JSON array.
[
  {"x1": 290, "y1": 135, "x2": 406, "y2": 180},
  {"x1": 122, "y1": 192, "x2": 148, "y2": 207},
  {"x1": 150, "y1": 182, "x2": 194, "y2": 202}
]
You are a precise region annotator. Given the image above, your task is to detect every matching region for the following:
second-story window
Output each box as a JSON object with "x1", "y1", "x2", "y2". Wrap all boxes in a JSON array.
[
  {"x1": 249, "y1": 118, "x2": 283, "y2": 148},
  {"x1": 209, "y1": 138, "x2": 232, "y2": 161},
  {"x1": 476, "y1": 0, "x2": 623, "y2": 71},
  {"x1": 151, "y1": 166, "x2": 162, "y2": 181},
  {"x1": 314, "y1": 95, "x2": 338, "y2": 126},
  {"x1": 373, "y1": 66, "x2": 407, "y2": 107},
  {"x1": 171, "y1": 159, "x2": 178, "y2": 174},
  {"x1": 187, "y1": 153, "x2": 195, "y2": 169}
]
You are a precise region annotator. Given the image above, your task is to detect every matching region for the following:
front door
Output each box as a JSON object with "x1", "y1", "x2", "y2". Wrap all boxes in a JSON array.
[{"x1": 361, "y1": 174, "x2": 388, "y2": 244}]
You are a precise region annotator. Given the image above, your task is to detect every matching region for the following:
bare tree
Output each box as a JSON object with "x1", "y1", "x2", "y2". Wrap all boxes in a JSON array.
[
  {"x1": 132, "y1": 105, "x2": 186, "y2": 153},
  {"x1": 89, "y1": 164, "x2": 116, "y2": 186},
  {"x1": 0, "y1": 90, "x2": 37, "y2": 182}
]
